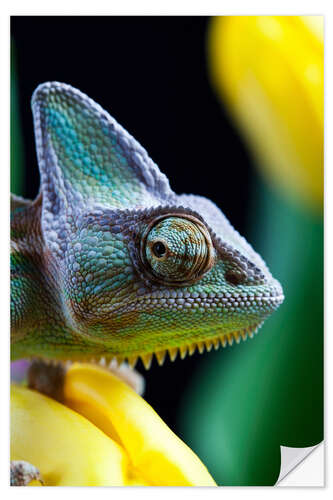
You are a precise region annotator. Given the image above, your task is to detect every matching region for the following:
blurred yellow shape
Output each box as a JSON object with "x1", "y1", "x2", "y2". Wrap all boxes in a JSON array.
[
  {"x1": 11, "y1": 363, "x2": 216, "y2": 487},
  {"x1": 209, "y1": 16, "x2": 323, "y2": 211},
  {"x1": 27, "y1": 480, "x2": 43, "y2": 486},
  {"x1": 11, "y1": 384, "x2": 136, "y2": 486}
]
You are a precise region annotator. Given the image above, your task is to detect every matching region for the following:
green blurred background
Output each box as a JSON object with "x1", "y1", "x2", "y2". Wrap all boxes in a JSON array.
[
  {"x1": 180, "y1": 178, "x2": 323, "y2": 484},
  {"x1": 180, "y1": 16, "x2": 323, "y2": 485},
  {"x1": 11, "y1": 16, "x2": 323, "y2": 485}
]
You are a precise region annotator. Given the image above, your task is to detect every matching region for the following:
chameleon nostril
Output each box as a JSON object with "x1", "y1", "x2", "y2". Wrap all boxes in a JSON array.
[{"x1": 225, "y1": 270, "x2": 245, "y2": 286}]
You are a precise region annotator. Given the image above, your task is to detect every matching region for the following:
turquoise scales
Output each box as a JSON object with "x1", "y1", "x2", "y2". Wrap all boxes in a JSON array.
[{"x1": 10, "y1": 82, "x2": 284, "y2": 368}]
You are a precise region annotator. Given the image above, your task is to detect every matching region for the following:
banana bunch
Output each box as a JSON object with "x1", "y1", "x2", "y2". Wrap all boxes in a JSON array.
[{"x1": 11, "y1": 363, "x2": 216, "y2": 486}]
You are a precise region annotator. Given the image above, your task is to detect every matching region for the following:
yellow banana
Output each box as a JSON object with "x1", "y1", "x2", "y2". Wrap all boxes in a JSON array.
[
  {"x1": 11, "y1": 363, "x2": 216, "y2": 486},
  {"x1": 11, "y1": 384, "x2": 146, "y2": 486},
  {"x1": 63, "y1": 362, "x2": 216, "y2": 486},
  {"x1": 27, "y1": 480, "x2": 43, "y2": 486}
]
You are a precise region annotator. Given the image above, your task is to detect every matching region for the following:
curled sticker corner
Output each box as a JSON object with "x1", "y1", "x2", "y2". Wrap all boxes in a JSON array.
[{"x1": 277, "y1": 442, "x2": 324, "y2": 485}]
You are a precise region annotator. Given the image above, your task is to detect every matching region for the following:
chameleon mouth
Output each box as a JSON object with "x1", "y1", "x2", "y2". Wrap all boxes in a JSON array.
[
  {"x1": 72, "y1": 321, "x2": 265, "y2": 371},
  {"x1": 31, "y1": 322, "x2": 266, "y2": 370}
]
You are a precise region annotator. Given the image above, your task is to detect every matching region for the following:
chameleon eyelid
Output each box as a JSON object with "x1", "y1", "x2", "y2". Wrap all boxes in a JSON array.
[{"x1": 139, "y1": 213, "x2": 215, "y2": 286}]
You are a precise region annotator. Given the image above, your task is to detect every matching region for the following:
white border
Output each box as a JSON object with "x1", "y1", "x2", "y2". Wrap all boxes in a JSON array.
[
  {"x1": 0, "y1": 0, "x2": 331, "y2": 15},
  {"x1": 2, "y1": 1, "x2": 331, "y2": 498}
]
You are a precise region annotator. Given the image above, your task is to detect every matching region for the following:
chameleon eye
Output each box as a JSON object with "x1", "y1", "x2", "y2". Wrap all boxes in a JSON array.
[
  {"x1": 140, "y1": 215, "x2": 215, "y2": 286},
  {"x1": 152, "y1": 241, "x2": 167, "y2": 259}
]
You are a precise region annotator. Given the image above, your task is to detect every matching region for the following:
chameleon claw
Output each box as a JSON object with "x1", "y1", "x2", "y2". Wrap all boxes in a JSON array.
[{"x1": 10, "y1": 460, "x2": 43, "y2": 486}]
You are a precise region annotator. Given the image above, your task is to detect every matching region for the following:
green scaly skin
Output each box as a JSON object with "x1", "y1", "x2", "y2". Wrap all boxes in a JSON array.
[{"x1": 11, "y1": 82, "x2": 284, "y2": 370}]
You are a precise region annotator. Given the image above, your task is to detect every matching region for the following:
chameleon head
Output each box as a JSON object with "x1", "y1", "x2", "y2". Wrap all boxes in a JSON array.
[
  {"x1": 62, "y1": 199, "x2": 283, "y2": 366},
  {"x1": 11, "y1": 82, "x2": 284, "y2": 367}
]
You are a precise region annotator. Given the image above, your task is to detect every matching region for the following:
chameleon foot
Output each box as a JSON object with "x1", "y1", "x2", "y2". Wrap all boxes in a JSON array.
[
  {"x1": 27, "y1": 358, "x2": 145, "y2": 400},
  {"x1": 10, "y1": 460, "x2": 43, "y2": 486},
  {"x1": 27, "y1": 359, "x2": 66, "y2": 402}
]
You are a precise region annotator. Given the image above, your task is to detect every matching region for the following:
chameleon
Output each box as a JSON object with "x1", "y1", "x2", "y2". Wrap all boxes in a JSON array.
[
  {"x1": 11, "y1": 81, "x2": 284, "y2": 366},
  {"x1": 10, "y1": 82, "x2": 284, "y2": 483}
]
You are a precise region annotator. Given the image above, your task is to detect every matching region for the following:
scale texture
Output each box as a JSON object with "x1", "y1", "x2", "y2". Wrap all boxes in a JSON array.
[{"x1": 10, "y1": 82, "x2": 284, "y2": 368}]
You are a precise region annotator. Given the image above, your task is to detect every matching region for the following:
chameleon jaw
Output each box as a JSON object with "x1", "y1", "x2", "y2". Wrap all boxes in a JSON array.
[
  {"x1": 124, "y1": 322, "x2": 264, "y2": 370},
  {"x1": 32, "y1": 322, "x2": 264, "y2": 371}
]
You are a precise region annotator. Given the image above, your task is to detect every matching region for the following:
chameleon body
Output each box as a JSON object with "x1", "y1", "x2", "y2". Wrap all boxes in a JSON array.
[{"x1": 11, "y1": 82, "x2": 284, "y2": 369}]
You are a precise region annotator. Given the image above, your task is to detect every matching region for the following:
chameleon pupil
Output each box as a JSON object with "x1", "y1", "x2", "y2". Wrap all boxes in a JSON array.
[{"x1": 152, "y1": 242, "x2": 166, "y2": 258}]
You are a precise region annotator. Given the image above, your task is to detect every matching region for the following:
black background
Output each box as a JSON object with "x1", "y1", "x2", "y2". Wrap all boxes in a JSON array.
[{"x1": 11, "y1": 16, "x2": 254, "y2": 433}]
